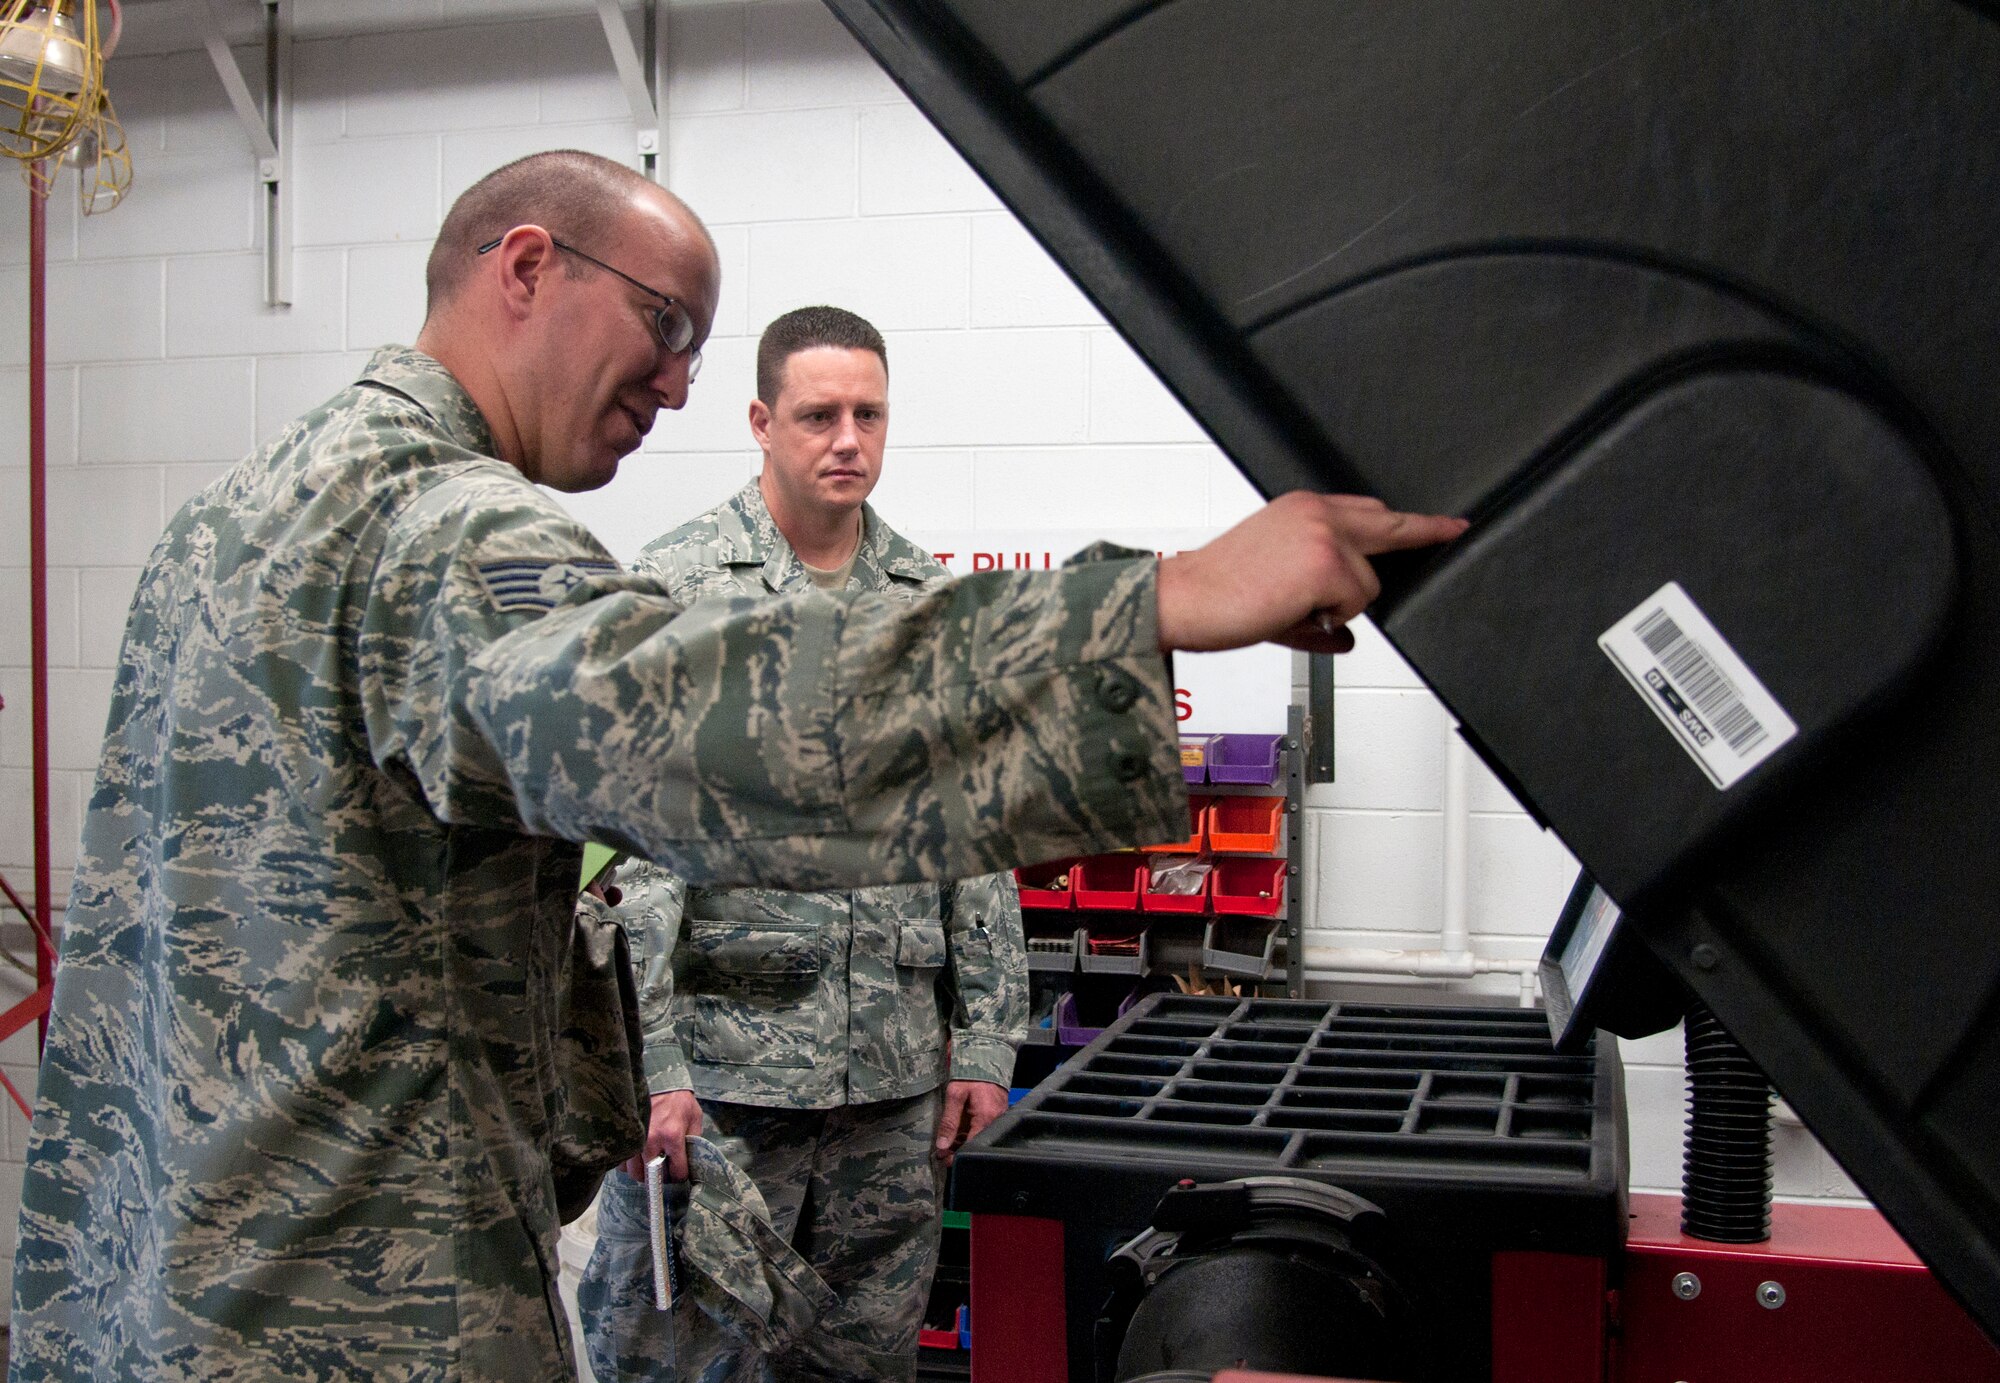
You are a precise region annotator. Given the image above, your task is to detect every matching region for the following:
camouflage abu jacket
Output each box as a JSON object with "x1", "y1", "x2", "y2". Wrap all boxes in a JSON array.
[
  {"x1": 617, "y1": 482, "x2": 1028, "y2": 1107},
  {"x1": 9, "y1": 348, "x2": 1186, "y2": 1383}
]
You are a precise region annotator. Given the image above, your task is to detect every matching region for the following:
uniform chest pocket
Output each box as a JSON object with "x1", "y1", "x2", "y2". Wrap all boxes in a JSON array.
[
  {"x1": 888, "y1": 922, "x2": 950, "y2": 1072},
  {"x1": 686, "y1": 921, "x2": 824, "y2": 1070},
  {"x1": 895, "y1": 922, "x2": 948, "y2": 970},
  {"x1": 687, "y1": 921, "x2": 822, "y2": 977}
]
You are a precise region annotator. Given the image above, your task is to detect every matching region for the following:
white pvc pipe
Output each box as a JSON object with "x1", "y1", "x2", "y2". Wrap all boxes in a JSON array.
[
  {"x1": 1300, "y1": 947, "x2": 1540, "y2": 979},
  {"x1": 1441, "y1": 719, "x2": 1472, "y2": 959},
  {"x1": 1298, "y1": 718, "x2": 1546, "y2": 1004},
  {"x1": 1306, "y1": 947, "x2": 1470, "y2": 977}
]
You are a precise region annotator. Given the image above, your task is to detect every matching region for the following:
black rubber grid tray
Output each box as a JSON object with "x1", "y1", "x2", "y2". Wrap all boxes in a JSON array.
[
  {"x1": 1017, "y1": 998, "x2": 1594, "y2": 1168},
  {"x1": 954, "y1": 993, "x2": 1625, "y2": 1254}
]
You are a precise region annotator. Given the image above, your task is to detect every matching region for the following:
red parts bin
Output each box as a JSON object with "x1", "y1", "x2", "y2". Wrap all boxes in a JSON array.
[
  {"x1": 1145, "y1": 794, "x2": 1209, "y2": 853},
  {"x1": 1212, "y1": 857, "x2": 1286, "y2": 915},
  {"x1": 1207, "y1": 731, "x2": 1283, "y2": 784},
  {"x1": 1140, "y1": 856, "x2": 1209, "y2": 913},
  {"x1": 1015, "y1": 858, "x2": 1078, "y2": 910},
  {"x1": 1073, "y1": 855, "x2": 1144, "y2": 910},
  {"x1": 1207, "y1": 795, "x2": 1283, "y2": 853},
  {"x1": 918, "y1": 1262, "x2": 969, "y2": 1352}
]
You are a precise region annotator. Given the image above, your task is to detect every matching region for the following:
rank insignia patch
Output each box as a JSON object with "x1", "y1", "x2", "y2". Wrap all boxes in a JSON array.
[{"x1": 475, "y1": 558, "x2": 621, "y2": 614}]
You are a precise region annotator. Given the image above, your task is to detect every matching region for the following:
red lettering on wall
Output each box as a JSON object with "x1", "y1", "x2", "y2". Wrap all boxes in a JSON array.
[
  {"x1": 973, "y1": 553, "x2": 997, "y2": 571},
  {"x1": 1174, "y1": 688, "x2": 1194, "y2": 722}
]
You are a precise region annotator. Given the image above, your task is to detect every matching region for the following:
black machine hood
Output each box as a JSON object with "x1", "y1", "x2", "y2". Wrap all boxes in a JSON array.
[{"x1": 820, "y1": 0, "x2": 2000, "y2": 1345}]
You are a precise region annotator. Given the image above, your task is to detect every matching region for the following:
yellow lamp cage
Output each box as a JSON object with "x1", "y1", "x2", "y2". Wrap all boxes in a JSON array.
[
  {"x1": 59, "y1": 87, "x2": 126, "y2": 212},
  {"x1": 0, "y1": 0, "x2": 104, "y2": 166}
]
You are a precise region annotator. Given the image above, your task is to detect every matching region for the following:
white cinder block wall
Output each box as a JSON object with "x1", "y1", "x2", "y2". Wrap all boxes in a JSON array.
[{"x1": 0, "y1": 0, "x2": 1865, "y2": 1319}]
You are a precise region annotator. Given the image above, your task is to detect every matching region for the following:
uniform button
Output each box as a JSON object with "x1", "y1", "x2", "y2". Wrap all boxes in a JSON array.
[
  {"x1": 1097, "y1": 671, "x2": 1139, "y2": 714},
  {"x1": 1112, "y1": 751, "x2": 1149, "y2": 782}
]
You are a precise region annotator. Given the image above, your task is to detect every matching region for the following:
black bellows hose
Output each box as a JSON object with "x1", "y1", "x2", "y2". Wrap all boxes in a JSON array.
[{"x1": 1680, "y1": 1000, "x2": 1774, "y2": 1243}]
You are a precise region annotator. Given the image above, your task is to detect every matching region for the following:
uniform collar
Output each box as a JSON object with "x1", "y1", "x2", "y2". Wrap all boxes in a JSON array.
[
  {"x1": 356, "y1": 346, "x2": 499, "y2": 459},
  {"x1": 711, "y1": 480, "x2": 936, "y2": 593}
]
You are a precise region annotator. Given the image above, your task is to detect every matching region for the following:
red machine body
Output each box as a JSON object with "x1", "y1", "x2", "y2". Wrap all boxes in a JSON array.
[
  {"x1": 970, "y1": 1193, "x2": 2000, "y2": 1383},
  {"x1": 1608, "y1": 1193, "x2": 2000, "y2": 1383},
  {"x1": 969, "y1": 1214, "x2": 1067, "y2": 1383}
]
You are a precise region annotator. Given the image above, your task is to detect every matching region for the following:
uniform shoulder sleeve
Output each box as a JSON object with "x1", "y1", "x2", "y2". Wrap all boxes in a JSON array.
[
  {"x1": 946, "y1": 870, "x2": 1027, "y2": 1085},
  {"x1": 358, "y1": 464, "x2": 641, "y2": 829},
  {"x1": 371, "y1": 476, "x2": 1190, "y2": 892},
  {"x1": 611, "y1": 859, "x2": 694, "y2": 1094}
]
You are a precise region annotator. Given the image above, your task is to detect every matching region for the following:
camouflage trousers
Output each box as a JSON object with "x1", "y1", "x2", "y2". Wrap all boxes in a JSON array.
[{"x1": 583, "y1": 1089, "x2": 945, "y2": 1383}]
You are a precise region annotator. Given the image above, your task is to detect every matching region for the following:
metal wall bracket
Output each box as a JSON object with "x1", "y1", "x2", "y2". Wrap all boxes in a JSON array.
[
  {"x1": 193, "y1": 0, "x2": 662, "y2": 306},
  {"x1": 1306, "y1": 652, "x2": 1337, "y2": 784},
  {"x1": 1285, "y1": 702, "x2": 1308, "y2": 998},
  {"x1": 201, "y1": 0, "x2": 292, "y2": 305},
  {"x1": 596, "y1": 0, "x2": 664, "y2": 181}
]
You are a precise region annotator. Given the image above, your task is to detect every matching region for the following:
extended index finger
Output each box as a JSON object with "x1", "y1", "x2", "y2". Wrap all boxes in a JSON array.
[{"x1": 1343, "y1": 507, "x2": 1470, "y2": 556}]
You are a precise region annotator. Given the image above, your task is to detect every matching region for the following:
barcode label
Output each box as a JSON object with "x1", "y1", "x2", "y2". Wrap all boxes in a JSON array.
[{"x1": 1598, "y1": 582, "x2": 1797, "y2": 789}]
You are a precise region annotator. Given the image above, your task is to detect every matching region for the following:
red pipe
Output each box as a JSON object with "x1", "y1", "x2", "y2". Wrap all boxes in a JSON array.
[{"x1": 29, "y1": 162, "x2": 52, "y2": 1049}]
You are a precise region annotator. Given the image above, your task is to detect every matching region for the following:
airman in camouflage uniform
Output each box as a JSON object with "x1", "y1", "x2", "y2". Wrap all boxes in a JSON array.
[
  {"x1": 582, "y1": 309, "x2": 1029, "y2": 1382},
  {"x1": 6, "y1": 156, "x2": 1183, "y2": 1383},
  {"x1": 587, "y1": 446, "x2": 1033, "y2": 1383},
  {"x1": 7, "y1": 151, "x2": 1468, "y2": 1383}
]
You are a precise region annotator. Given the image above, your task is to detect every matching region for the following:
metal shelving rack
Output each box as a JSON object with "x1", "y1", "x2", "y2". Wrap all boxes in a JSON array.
[
  {"x1": 928, "y1": 709, "x2": 1310, "y2": 1378},
  {"x1": 1019, "y1": 702, "x2": 1310, "y2": 1035}
]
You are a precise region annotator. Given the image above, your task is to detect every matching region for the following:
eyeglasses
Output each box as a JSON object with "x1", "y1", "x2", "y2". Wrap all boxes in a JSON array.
[{"x1": 478, "y1": 233, "x2": 702, "y2": 377}]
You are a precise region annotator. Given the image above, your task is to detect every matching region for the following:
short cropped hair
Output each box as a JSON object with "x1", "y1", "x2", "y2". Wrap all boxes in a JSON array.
[
  {"x1": 756, "y1": 306, "x2": 888, "y2": 405},
  {"x1": 425, "y1": 150, "x2": 662, "y2": 312}
]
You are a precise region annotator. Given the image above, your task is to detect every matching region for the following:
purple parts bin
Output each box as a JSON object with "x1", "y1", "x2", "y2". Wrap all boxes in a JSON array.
[
  {"x1": 1206, "y1": 732, "x2": 1284, "y2": 784},
  {"x1": 1054, "y1": 986, "x2": 1144, "y2": 1046},
  {"x1": 1179, "y1": 735, "x2": 1214, "y2": 783},
  {"x1": 1053, "y1": 992, "x2": 1099, "y2": 1046}
]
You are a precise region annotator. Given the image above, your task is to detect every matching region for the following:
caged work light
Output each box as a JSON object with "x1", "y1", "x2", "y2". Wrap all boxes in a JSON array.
[
  {"x1": 27, "y1": 85, "x2": 127, "y2": 211},
  {"x1": 0, "y1": 0, "x2": 105, "y2": 165},
  {"x1": 71, "y1": 88, "x2": 127, "y2": 212}
]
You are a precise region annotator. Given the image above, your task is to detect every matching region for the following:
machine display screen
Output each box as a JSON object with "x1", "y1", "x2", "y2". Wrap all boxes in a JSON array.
[
  {"x1": 1559, "y1": 886, "x2": 1623, "y2": 1003},
  {"x1": 1540, "y1": 871, "x2": 1637, "y2": 1049}
]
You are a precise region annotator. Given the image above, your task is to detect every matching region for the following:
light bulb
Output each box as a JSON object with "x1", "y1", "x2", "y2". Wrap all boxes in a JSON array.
[
  {"x1": 61, "y1": 120, "x2": 93, "y2": 164},
  {"x1": 0, "y1": 4, "x2": 89, "y2": 98}
]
